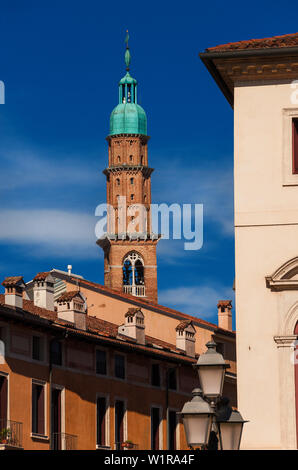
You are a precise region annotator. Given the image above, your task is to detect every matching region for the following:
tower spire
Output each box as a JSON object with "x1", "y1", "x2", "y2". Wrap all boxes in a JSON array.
[{"x1": 125, "y1": 30, "x2": 131, "y2": 72}]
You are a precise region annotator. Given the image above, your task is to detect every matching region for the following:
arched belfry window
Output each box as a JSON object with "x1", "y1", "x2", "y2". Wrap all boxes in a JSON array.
[{"x1": 122, "y1": 252, "x2": 145, "y2": 297}]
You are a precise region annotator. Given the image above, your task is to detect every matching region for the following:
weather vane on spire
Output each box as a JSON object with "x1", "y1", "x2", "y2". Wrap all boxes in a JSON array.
[{"x1": 125, "y1": 29, "x2": 131, "y2": 72}]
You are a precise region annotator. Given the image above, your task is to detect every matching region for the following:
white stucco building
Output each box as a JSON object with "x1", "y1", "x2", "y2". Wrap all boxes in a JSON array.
[{"x1": 200, "y1": 32, "x2": 298, "y2": 449}]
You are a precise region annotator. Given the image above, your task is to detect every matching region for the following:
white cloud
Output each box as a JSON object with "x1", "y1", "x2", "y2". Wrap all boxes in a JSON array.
[
  {"x1": 159, "y1": 284, "x2": 235, "y2": 319},
  {"x1": 0, "y1": 209, "x2": 101, "y2": 259},
  {"x1": 0, "y1": 148, "x2": 100, "y2": 190},
  {"x1": 153, "y1": 158, "x2": 234, "y2": 237}
]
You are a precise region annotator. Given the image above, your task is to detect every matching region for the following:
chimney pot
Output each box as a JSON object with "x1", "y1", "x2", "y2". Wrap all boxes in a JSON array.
[
  {"x1": 32, "y1": 272, "x2": 54, "y2": 311},
  {"x1": 217, "y1": 300, "x2": 233, "y2": 331},
  {"x1": 2, "y1": 276, "x2": 26, "y2": 309},
  {"x1": 56, "y1": 291, "x2": 86, "y2": 330},
  {"x1": 175, "y1": 321, "x2": 196, "y2": 357},
  {"x1": 118, "y1": 308, "x2": 145, "y2": 344}
]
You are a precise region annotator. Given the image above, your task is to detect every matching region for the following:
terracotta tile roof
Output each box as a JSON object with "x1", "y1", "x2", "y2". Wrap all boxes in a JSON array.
[
  {"x1": 206, "y1": 32, "x2": 298, "y2": 53},
  {"x1": 217, "y1": 300, "x2": 232, "y2": 308},
  {"x1": 33, "y1": 272, "x2": 51, "y2": 281},
  {"x1": 56, "y1": 290, "x2": 83, "y2": 302},
  {"x1": 64, "y1": 275, "x2": 234, "y2": 334},
  {"x1": 0, "y1": 294, "x2": 195, "y2": 363},
  {"x1": 2, "y1": 276, "x2": 25, "y2": 287},
  {"x1": 176, "y1": 320, "x2": 194, "y2": 332}
]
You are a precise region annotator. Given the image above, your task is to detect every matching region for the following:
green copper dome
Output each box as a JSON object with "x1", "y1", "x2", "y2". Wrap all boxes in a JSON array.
[
  {"x1": 110, "y1": 102, "x2": 147, "y2": 135},
  {"x1": 109, "y1": 32, "x2": 147, "y2": 136}
]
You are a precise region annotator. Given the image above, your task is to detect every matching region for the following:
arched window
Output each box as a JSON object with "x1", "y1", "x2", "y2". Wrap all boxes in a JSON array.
[
  {"x1": 116, "y1": 178, "x2": 120, "y2": 186},
  {"x1": 123, "y1": 259, "x2": 133, "y2": 286},
  {"x1": 129, "y1": 155, "x2": 133, "y2": 162},
  {"x1": 117, "y1": 156, "x2": 121, "y2": 163},
  {"x1": 130, "y1": 177, "x2": 134, "y2": 185},
  {"x1": 134, "y1": 259, "x2": 144, "y2": 285},
  {"x1": 122, "y1": 252, "x2": 145, "y2": 297}
]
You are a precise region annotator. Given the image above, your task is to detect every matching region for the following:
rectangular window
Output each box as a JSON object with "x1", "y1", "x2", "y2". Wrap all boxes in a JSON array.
[
  {"x1": 97, "y1": 397, "x2": 107, "y2": 446},
  {"x1": 32, "y1": 382, "x2": 45, "y2": 435},
  {"x1": 168, "y1": 368, "x2": 177, "y2": 390},
  {"x1": 151, "y1": 364, "x2": 160, "y2": 387},
  {"x1": 115, "y1": 400, "x2": 125, "y2": 450},
  {"x1": 293, "y1": 118, "x2": 298, "y2": 174},
  {"x1": 50, "y1": 340, "x2": 62, "y2": 366},
  {"x1": 32, "y1": 336, "x2": 43, "y2": 361},
  {"x1": 151, "y1": 407, "x2": 160, "y2": 450},
  {"x1": 168, "y1": 410, "x2": 177, "y2": 450},
  {"x1": 96, "y1": 350, "x2": 107, "y2": 375},
  {"x1": 0, "y1": 375, "x2": 8, "y2": 426},
  {"x1": 114, "y1": 354, "x2": 125, "y2": 379},
  {"x1": 51, "y1": 388, "x2": 62, "y2": 450}
]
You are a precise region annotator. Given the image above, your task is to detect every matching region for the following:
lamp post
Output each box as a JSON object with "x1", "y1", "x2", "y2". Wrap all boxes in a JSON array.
[
  {"x1": 180, "y1": 341, "x2": 248, "y2": 450},
  {"x1": 178, "y1": 389, "x2": 214, "y2": 449}
]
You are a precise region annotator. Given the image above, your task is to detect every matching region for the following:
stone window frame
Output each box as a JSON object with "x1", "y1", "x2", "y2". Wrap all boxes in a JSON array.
[{"x1": 282, "y1": 108, "x2": 298, "y2": 186}]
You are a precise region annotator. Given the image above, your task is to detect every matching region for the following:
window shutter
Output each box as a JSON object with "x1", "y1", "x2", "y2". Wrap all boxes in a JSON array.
[
  {"x1": 37, "y1": 386, "x2": 45, "y2": 435},
  {"x1": 151, "y1": 407, "x2": 160, "y2": 450},
  {"x1": 97, "y1": 397, "x2": 106, "y2": 446},
  {"x1": 169, "y1": 410, "x2": 177, "y2": 450},
  {"x1": 115, "y1": 400, "x2": 124, "y2": 445},
  {"x1": 293, "y1": 119, "x2": 298, "y2": 174}
]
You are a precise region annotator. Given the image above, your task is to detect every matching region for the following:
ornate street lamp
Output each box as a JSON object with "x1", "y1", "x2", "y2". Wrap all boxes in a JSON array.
[
  {"x1": 178, "y1": 388, "x2": 214, "y2": 448},
  {"x1": 216, "y1": 402, "x2": 247, "y2": 450},
  {"x1": 194, "y1": 341, "x2": 229, "y2": 400},
  {"x1": 180, "y1": 341, "x2": 248, "y2": 451}
]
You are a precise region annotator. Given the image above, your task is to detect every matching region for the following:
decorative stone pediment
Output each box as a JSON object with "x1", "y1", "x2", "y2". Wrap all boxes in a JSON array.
[{"x1": 266, "y1": 257, "x2": 298, "y2": 291}]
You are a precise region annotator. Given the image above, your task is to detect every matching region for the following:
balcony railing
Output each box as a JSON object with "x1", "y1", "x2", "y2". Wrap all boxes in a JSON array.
[
  {"x1": 0, "y1": 419, "x2": 23, "y2": 449},
  {"x1": 51, "y1": 432, "x2": 78, "y2": 450},
  {"x1": 115, "y1": 441, "x2": 139, "y2": 450},
  {"x1": 123, "y1": 285, "x2": 146, "y2": 297}
]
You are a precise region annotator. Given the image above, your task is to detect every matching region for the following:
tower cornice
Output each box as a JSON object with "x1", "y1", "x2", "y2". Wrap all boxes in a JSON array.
[
  {"x1": 103, "y1": 165, "x2": 154, "y2": 178},
  {"x1": 106, "y1": 134, "x2": 150, "y2": 143}
]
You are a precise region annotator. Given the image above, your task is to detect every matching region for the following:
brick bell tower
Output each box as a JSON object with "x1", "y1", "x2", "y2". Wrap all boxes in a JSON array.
[{"x1": 97, "y1": 32, "x2": 160, "y2": 302}]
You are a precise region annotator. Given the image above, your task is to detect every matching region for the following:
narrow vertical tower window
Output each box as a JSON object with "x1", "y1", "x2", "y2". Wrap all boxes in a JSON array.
[{"x1": 97, "y1": 32, "x2": 160, "y2": 302}]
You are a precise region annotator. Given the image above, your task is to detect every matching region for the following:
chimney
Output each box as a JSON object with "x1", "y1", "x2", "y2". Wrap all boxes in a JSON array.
[
  {"x1": 118, "y1": 308, "x2": 145, "y2": 345},
  {"x1": 2, "y1": 276, "x2": 26, "y2": 309},
  {"x1": 176, "y1": 320, "x2": 196, "y2": 357},
  {"x1": 67, "y1": 265, "x2": 72, "y2": 276},
  {"x1": 33, "y1": 272, "x2": 55, "y2": 311},
  {"x1": 217, "y1": 300, "x2": 233, "y2": 331},
  {"x1": 56, "y1": 291, "x2": 87, "y2": 330}
]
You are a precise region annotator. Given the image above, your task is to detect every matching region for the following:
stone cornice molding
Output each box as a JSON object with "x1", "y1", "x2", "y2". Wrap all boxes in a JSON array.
[
  {"x1": 200, "y1": 48, "x2": 298, "y2": 106},
  {"x1": 274, "y1": 335, "x2": 297, "y2": 348},
  {"x1": 266, "y1": 257, "x2": 298, "y2": 291}
]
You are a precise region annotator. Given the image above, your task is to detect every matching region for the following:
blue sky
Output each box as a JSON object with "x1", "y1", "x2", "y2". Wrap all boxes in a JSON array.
[{"x1": 0, "y1": 0, "x2": 296, "y2": 324}]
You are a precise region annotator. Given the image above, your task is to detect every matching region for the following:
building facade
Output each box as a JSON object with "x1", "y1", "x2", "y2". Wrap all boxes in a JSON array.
[
  {"x1": 201, "y1": 32, "x2": 298, "y2": 449},
  {"x1": 0, "y1": 273, "x2": 236, "y2": 450}
]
